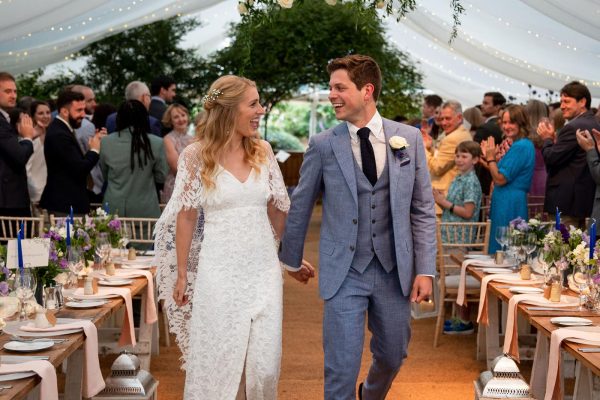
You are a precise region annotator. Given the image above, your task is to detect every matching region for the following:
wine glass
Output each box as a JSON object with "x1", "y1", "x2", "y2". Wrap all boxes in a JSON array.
[
  {"x1": 573, "y1": 263, "x2": 590, "y2": 311},
  {"x1": 120, "y1": 223, "x2": 131, "y2": 260},
  {"x1": 96, "y1": 232, "x2": 111, "y2": 267},
  {"x1": 523, "y1": 233, "x2": 537, "y2": 264},
  {"x1": 12, "y1": 268, "x2": 37, "y2": 321},
  {"x1": 495, "y1": 226, "x2": 509, "y2": 252},
  {"x1": 67, "y1": 246, "x2": 83, "y2": 287}
]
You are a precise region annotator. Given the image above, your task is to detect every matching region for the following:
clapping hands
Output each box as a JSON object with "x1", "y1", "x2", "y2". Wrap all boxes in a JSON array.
[
  {"x1": 576, "y1": 128, "x2": 600, "y2": 152},
  {"x1": 287, "y1": 259, "x2": 315, "y2": 284}
]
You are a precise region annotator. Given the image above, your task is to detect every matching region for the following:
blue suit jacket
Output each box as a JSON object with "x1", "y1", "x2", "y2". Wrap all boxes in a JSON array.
[
  {"x1": 280, "y1": 118, "x2": 437, "y2": 299},
  {"x1": 105, "y1": 112, "x2": 163, "y2": 137}
]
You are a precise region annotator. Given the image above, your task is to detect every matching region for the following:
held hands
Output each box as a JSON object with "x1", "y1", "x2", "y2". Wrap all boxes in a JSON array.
[
  {"x1": 173, "y1": 276, "x2": 190, "y2": 307},
  {"x1": 410, "y1": 275, "x2": 433, "y2": 303},
  {"x1": 287, "y1": 259, "x2": 315, "y2": 284}
]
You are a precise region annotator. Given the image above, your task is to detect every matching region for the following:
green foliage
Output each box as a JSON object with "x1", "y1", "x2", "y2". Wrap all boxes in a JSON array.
[
  {"x1": 268, "y1": 101, "x2": 338, "y2": 139},
  {"x1": 15, "y1": 69, "x2": 81, "y2": 103},
  {"x1": 209, "y1": 0, "x2": 423, "y2": 124},
  {"x1": 264, "y1": 130, "x2": 304, "y2": 151},
  {"x1": 80, "y1": 17, "x2": 208, "y2": 105}
]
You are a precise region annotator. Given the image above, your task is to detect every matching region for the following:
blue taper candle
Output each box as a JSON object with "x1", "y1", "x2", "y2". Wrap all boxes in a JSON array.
[
  {"x1": 555, "y1": 207, "x2": 561, "y2": 230},
  {"x1": 66, "y1": 219, "x2": 71, "y2": 247},
  {"x1": 69, "y1": 205, "x2": 74, "y2": 225},
  {"x1": 590, "y1": 220, "x2": 597, "y2": 260},
  {"x1": 17, "y1": 221, "x2": 24, "y2": 271},
  {"x1": 104, "y1": 202, "x2": 109, "y2": 213}
]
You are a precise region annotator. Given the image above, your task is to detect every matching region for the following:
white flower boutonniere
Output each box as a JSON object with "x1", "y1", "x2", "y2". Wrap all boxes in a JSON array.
[
  {"x1": 389, "y1": 136, "x2": 410, "y2": 166},
  {"x1": 389, "y1": 136, "x2": 409, "y2": 150}
]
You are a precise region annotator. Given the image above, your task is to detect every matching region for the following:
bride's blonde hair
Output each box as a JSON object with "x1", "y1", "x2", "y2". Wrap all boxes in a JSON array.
[{"x1": 196, "y1": 75, "x2": 266, "y2": 189}]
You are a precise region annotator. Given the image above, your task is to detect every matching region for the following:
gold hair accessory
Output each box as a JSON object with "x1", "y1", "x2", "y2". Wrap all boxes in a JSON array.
[{"x1": 202, "y1": 89, "x2": 223, "y2": 104}]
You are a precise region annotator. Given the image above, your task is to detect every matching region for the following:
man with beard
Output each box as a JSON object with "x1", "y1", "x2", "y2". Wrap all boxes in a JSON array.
[{"x1": 40, "y1": 90, "x2": 103, "y2": 215}]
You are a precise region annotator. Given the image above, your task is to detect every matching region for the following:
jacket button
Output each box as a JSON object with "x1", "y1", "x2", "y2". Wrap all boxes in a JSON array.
[
  {"x1": 372, "y1": 191, "x2": 376, "y2": 195},
  {"x1": 372, "y1": 233, "x2": 376, "y2": 237},
  {"x1": 352, "y1": 219, "x2": 357, "y2": 224},
  {"x1": 349, "y1": 246, "x2": 355, "y2": 251},
  {"x1": 371, "y1": 219, "x2": 376, "y2": 224},
  {"x1": 371, "y1": 205, "x2": 376, "y2": 209}
]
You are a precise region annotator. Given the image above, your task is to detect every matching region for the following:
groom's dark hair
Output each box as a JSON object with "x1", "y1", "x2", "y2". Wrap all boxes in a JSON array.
[{"x1": 327, "y1": 54, "x2": 382, "y2": 102}]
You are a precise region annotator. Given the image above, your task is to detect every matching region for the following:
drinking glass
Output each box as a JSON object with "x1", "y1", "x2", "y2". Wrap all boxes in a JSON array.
[
  {"x1": 495, "y1": 226, "x2": 509, "y2": 251},
  {"x1": 120, "y1": 223, "x2": 131, "y2": 260},
  {"x1": 67, "y1": 246, "x2": 83, "y2": 287},
  {"x1": 573, "y1": 264, "x2": 590, "y2": 311},
  {"x1": 12, "y1": 268, "x2": 37, "y2": 321},
  {"x1": 96, "y1": 232, "x2": 111, "y2": 266},
  {"x1": 523, "y1": 233, "x2": 537, "y2": 264}
]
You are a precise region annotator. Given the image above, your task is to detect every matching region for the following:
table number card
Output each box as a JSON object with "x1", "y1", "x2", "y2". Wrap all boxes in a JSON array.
[{"x1": 6, "y1": 238, "x2": 51, "y2": 268}]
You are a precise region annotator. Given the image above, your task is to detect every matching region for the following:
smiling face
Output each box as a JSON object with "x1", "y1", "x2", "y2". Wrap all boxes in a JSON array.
[
  {"x1": 455, "y1": 151, "x2": 477, "y2": 173},
  {"x1": 170, "y1": 107, "x2": 189, "y2": 133},
  {"x1": 501, "y1": 111, "x2": 519, "y2": 140},
  {"x1": 161, "y1": 84, "x2": 177, "y2": 103},
  {"x1": 0, "y1": 79, "x2": 17, "y2": 111},
  {"x1": 328, "y1": 69, "x2": 374, "y2": 126},
  {"x1": 560, "y1": 94, "x2": 587, "y2": 120},
  {"x1": 33, "y1": 104, "x2": 51, "y2": 128},
  {"x1": 234, "y1": 86, "x2": 264, "y2": 138},
  {"x1": 439, "y1": 106, "x2": 462, "y2": 133}
]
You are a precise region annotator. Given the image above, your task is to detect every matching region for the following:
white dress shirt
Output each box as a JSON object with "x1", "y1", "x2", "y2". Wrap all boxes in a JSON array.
[{"x1": 347, "y1": 111, "x2": 387, "y2": 176}]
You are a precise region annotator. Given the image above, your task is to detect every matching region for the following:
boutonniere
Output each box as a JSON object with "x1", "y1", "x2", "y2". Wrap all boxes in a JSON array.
[{"x1": 389, "y1": 136, "x2": 410, "y2": 166}]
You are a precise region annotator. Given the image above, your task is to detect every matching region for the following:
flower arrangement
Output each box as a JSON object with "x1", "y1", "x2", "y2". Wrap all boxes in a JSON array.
[
  {"x1": 509, "y1": 216, "x2": 548, "y2": 244},
  {"x1": 89, "y1": 207, "x2": 123, "y2": 248}
]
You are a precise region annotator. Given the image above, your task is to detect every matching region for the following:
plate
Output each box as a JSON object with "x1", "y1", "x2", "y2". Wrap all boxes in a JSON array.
[
  {"x1": 3, "y1": 340, "x2": 54, "y2": 352},
  {"x1": 65, "y1": 300, "x2": 107, "y2": 308},
  {"x1": 465, "y1": 254, "x2": 492, "y2": 260},
  {"x1": 481, "y1": 268, "x2": 512, "y2": 274},
  {"x1": 98, "y1": 279, "x2": 133, "y2": 286},
  {"x1": 120, "y1": 264, "x2": 152, "y2": 270},
  {"x1": 509, "y1": 287, "x2": 544, "y2": 294},
  {"x1": 551, "y1": 317, "x2": 593, "y2": 326},
  {"x1": 3, "y1": 318, "x2": 83, "y2": 337},
  {"x1": 0, "y1": 371, "x2": 36, "y2": 381}
]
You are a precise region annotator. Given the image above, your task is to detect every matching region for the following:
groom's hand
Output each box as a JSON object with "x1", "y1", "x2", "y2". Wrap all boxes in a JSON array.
[
  {"x1": 287, "y1": 259, "x2": 315, "y2": 284},
  {"x1": 410, "y1": 275, "x2": 433, "y2": 303}
]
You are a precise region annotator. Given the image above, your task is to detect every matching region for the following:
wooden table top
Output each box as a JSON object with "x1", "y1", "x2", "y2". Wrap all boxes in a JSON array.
[{"x1": 0, "y1": 267, "x2": 155, "y2": 400}]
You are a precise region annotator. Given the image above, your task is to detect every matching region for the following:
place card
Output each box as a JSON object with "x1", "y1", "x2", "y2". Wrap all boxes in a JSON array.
[{"x1": 6, "y1": 238, "x2": 50, "y2": 269}]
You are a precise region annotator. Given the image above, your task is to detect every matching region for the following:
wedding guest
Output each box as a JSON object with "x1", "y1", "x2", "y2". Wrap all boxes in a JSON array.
[
  {"x1": 524, "y1": 99, "x2": 548, "y2": 196},
  {"x1": 463, "y1": 107, "x2": 485, "y2": 136},
  {"x1": 26, "y1": 101, "x2": 51, "y2": 208},
  {"x1": 91, "y1": 103, "x2": 117, "y2": 130},
  {"x1": 100, "y1": 100, "x2": 168, "y2": 218},
  {"x1": 160, "y1": 104, "x2": 193, "y2": 203},
  {"x1": 538, "y1": 81, "x2": 600, "y2": 228},
  {"x1": 482, "y1": 105, "x2": 535, "y2": 253},
  {"x1": 575, "y1": 128, "x2": 600, "y2": 224}
]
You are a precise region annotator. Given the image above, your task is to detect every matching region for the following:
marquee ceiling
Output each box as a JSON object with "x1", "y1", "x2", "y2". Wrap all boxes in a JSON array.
[{"x1": 2, "y1": 0, "x2": 599, "y2": 107}]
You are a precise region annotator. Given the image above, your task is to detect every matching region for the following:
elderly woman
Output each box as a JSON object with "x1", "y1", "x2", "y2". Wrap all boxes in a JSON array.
[
  {"x1": 481, "y1": 105, "x2": 535, "y2": 253},
  {"x1": 160, "y1": 104, "x2": 193, "y2": 203}
]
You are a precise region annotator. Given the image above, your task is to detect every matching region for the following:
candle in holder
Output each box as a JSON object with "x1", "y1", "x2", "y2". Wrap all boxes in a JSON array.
[
  {"x1": 104, "y1": 202, "x2": 110, "y2": 213},
  {"x1": 555, "y1": 207, "x2": 561, "y2": 230},
  {"x1": 69, "y1": 205, "x2": 74, "y2": 225},
  {"x1": 590, "y1": 220, "x2": 597, "y2": 260},
  {"x1": 17, "y1": 221, "x2": 24, "y2": 271},
  {"x1": 66, "y1": 219, "x2": 71, "y2": 247}
]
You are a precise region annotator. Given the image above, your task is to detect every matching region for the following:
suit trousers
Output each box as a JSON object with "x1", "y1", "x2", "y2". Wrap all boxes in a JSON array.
[{"x1": 323, "y1": 257, "x2": 411, "y2": 400}]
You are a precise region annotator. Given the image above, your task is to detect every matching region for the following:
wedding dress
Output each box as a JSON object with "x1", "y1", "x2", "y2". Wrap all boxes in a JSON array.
[{"x1": 155, "y1": 141, "x2": 289, "y2": 399}]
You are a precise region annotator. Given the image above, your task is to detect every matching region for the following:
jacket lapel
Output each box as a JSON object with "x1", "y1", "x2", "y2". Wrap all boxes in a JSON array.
[
  {"x1": 383, "y1": 119, "x2": 401, "y2": 213},
  {"x1": 330, "y1": 123, "x2": 358, "y2": 205}
]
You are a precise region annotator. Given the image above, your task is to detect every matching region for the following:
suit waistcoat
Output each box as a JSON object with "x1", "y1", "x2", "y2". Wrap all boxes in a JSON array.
[{"x1": 350, "y1": 159, "x2": 396, "y2": 273}]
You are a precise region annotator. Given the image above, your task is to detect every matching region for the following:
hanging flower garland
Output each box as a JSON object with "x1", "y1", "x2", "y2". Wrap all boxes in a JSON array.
[{"x1": 236, "y1": 0, "x2": 465, "y2": 40}]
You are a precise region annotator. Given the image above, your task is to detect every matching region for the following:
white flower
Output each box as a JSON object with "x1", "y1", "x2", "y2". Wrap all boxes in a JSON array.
[
  {"x1": 96, "y1": 207, "x2": 108, "y2": 219},
  {"x1": 58, "y1": 227, "x2": 66, "y2": 239},
  {"x1": 324, "y1": 0, "x2": 336, "y2": 5},
  {"x1": 57, "y1": 250, "x2": 64, "y2": 258},
  {"x1": 247, "y1": 0, "x2": 254, "y2": 5},
  {"x1": 389, "y1": 136, "x2": 409, "y2": 150},
  {"x1": 237, "y1": 2, "x2": 249, "y2": 14},
  {"x1": 376, "y1": 1, "x2": 386, "y2": 9},
  {"x1": 528, "y1": 218, "x2": 540, "y2": 226},
  {"x1": 54, "y1": 272, "x2": 69, "y2": 285},
  {"x1": 278, "y1": 0, "x2": 294, "y2": 8}
]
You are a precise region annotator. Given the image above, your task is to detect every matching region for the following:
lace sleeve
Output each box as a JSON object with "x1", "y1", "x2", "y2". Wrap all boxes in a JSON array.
[
  {"x1": 267, "y1": 147, "x2": 290, "y2": 213},
  {"x1": 154, "y1": 142, "x2": 204, "y2": 370}
]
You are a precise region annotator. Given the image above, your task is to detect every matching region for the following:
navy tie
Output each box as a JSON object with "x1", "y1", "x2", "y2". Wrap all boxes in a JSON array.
[{"x1": 357, "y1": 127, "x2": 377, "y2": 186}]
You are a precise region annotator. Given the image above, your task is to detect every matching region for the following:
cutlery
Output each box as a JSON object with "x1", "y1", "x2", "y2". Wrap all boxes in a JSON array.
[
  {"x1": 10, "y1": 336, "x2": 68, "y2": 343},
  {"x1": 1, "y1": 356, "x2": 50, "y2": 363},
  {"x1": 526, "y1": 307, "x2": 579, "y2": 311},
  {"x1": 578, "y1": 348, "x2": 600, "y2": 353},
  {"x1": 0, "y1": 385, "x2": 13, "y2": 390}
]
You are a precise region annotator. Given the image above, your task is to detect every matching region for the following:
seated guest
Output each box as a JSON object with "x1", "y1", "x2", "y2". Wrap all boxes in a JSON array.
[
  {"x1": 160, "y1": 104, "x2": 193, "y2": 203},
  {"x1": 538, "y1": 81, "x2": 600, "y2": 228},
  {"x1": 482, "y1": 105, "x2": 535, "y2": 253},
  {"x1": 40, "y1": 90, "x2": 103, "y2": 216},
  {"x1": 100, "y1": 100, "x2": 168, "y2": 218},
  {"x1": 26, "y1": 101, "x2": 51, "y2": 207}
]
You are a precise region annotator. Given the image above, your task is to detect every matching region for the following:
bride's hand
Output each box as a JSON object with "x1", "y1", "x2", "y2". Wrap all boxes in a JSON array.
[
  {"x1": 287, "y1": 259, "x2": 315, "y2": 284},
  {"x1": 173, "y1": 277, "x2": 189, "y2": 306}
]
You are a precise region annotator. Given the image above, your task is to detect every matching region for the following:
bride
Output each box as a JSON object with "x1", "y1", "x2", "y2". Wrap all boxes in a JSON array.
[{"x1": 155, "y1": 75, "x2": 313, "y2": 399}]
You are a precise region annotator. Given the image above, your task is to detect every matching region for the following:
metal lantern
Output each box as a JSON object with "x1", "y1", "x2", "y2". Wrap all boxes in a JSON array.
[
  {"x1": 96, "y1": 352, "x2": 158, "y2": 398},
  {"x1": 475, "y1": 356, "x2": 532, "y2": 399}
]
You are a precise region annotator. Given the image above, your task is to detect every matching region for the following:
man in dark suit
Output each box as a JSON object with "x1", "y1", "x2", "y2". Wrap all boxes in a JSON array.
[
  {"x1": 105, "y1": 81, "x2": 162, "y2": 136},
  {"x1": 40, "y1": 90, "x2": 103, "y2": 215},
  {"x1": 474, "y1": 92, "x2": 506, "y2": 195},
  {"x1": 0, "y1": 72, "x2": 35, "y2": 220},
  {"x1": 538, "y1": 81, "x2": 600, "y2": 228},
  {"x1": 149, "y1": 75, "x2": 176, "y2": 122}
]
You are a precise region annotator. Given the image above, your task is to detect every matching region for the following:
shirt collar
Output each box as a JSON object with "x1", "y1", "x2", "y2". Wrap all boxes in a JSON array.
[
  {"x1": 56, "y1": 116, "x2": 74, "y2": 133},
  {"x1": 0, "y1": 108, "x2": 9, "y2": 123},
  {"x1": 456, "y1": 169, "x2": 476, "y2": 179},
  {"x1": 151, "y1": 96, "x2": 166, "y2": 104},
  {"x1": 347, "y1": 111, "x2": 384, "y2": 142}
]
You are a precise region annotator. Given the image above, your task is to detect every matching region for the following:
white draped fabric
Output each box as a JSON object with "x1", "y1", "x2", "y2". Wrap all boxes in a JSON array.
[{"x1": 2, "y1": 0, "x2": 599, "y2": 106}]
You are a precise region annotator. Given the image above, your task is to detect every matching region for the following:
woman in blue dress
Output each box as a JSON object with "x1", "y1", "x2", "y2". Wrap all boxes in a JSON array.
[{"x1": 481, "y1": 105, "x2": 535, "y2": 253}]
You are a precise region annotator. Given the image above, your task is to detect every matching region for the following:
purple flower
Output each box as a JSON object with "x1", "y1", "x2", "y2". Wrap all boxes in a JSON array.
[
  {"x1": 83, "y1": 244, "x2": 91, "y2": 251},
  {"x1": 2, "y1": 266, "x2": 9, "y2": 276},
  {"x1": 517, "y1": 221, "x2": 529, "y2": 231},
  {"x1": 582, "y1": 232, "x2": 591, "y2": 246},
  {"x1": 108, "y1": 219, "x2": 121, "y2": 231},
  {"x1": 559, "y1": 224, "x2": 570, "y2": 243},
  {"x1": 510, "y1": 217, "x2": 524, "y2": 228},
  {"x1": 75, "y1": 228, "x2": 90, "y2": 243},
  {"x1": 0, "y1": 281, "x2": 9, "y2": 296},
  {"x1": 49, "y1": 250, "x2": 58, "y2": 262},
  {"x1": 59, "y1": 259, "x2": 68, "y2": 269},
  {"x1": 593, "y1": 274, "x2": 600, "y2": 285}
]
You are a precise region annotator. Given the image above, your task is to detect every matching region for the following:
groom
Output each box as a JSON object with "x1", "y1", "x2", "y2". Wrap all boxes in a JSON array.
[{"x1": 280, "y1": 54, "x2": 436, "y2": 399}]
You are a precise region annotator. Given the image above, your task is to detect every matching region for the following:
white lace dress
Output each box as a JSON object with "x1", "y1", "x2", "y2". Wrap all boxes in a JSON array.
[{"x1": 155, "y1": 141, "x2": 289, "y2": 400}]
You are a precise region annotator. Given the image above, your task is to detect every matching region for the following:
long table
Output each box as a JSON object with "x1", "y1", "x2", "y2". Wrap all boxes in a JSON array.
[
  {"x1": 467, "y1": 265, "x2": 600, "y2": 399},
  {"x1": 0, "y1": 268, "x2": 156, "y2": 400}
]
